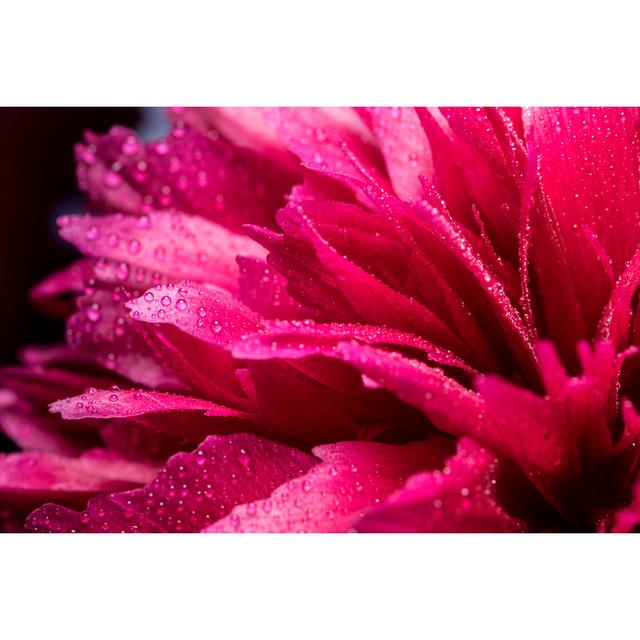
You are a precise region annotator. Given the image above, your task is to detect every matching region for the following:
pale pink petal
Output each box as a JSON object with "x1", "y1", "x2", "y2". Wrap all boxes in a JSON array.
[
  {"x1": 263, "y1": 107, "x2": 392, "y2": 195},
  {"x1": 58, "y1": 211, "x2": 266, "y2": 293},
  {"x1": 357, "y1": 107, "x2": 433, "y2": 200},
  {"x1": 168, "y1": 107, "x2": 299, "y2": 173}
]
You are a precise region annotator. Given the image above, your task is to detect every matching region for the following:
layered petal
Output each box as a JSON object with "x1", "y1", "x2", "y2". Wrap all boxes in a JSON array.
[
  {"x1": 50, "y1": 389, "x2": 252, "y2": 440},
  {"x1": 127, "y1": 282, "x2": 262, "y2": 347},
  {"x1": 525, "y1": 107, "x2": 640, "y2": 273},
  {"x1": 233, "y1": 321, "x2": 474, "y2": 375},
  {"x1": 206, "y1": 437, "x2": 452, "y2": 533},
  {"x1": 355, "y1": 438, "x2": 527, "y2": 532},
  {"x1": 58, "y1": 210, "x2": 266, "y2": 293},
  {"x1": 0, "y1": 449, "x2": 155, "y2": 510},
  {"x1": 356, "y1": 107, "x2": 433, "y2": 200},
  {"x1": 27, "y1": 433, "x2": 315, "y2": 533},
  {"x1": 75, "y1": 124, "x2": 296, "y2": 230}
]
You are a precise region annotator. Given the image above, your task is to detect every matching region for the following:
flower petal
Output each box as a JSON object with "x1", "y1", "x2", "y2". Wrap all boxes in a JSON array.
[
  {"x1": 237, "y1": 338, "x2": 484, "y2": 439},
  {"x1": 263, "y1": 107, "x2": 391, "y2": 196},
  {"x1": 49, "y1": 389, "x2": 251, "y2": 440},
  {"x1": 76, "y1": 124, "x2": 295, "y2": 231},
  {"x1": 168, "y1": 107, "x2": 298, "y2": 173},
  {"x1": 58, "y1": 211, "x2": 266, "y2": 293},
  {"x1": 476, "y1": 341, "x2": 637, "y2": 524},
  {"x1": 233, "y1": 321, "x2": 475, "y2": 375},
  {"x1": 127, "y1": 282, "x2": 263, "y2": 347},
  {"x1": 0, "y1": 449, "x2": 156, "y2": 510},
  {"x1": 251, "y1": 202, "x2": 462, "y2": 352},
  {"x1": 236, "y1": 256, "x2": 309, "y2": 320},
  {"x1": 0, "y1": 408, "x2": 91, "y2": 457},
  {"x1": 355, "y1": 438, "x2": 528, "y2": 532},
  {"x1": 29, "y1": 258, "x2": 96, "y2": 318},
  {"x1": 357, "y1": 107, "x2": 433, "y2": 200},
  {"x1": 66, "y1": 287, "x2": 178, "y2": 389},
  {"x1": 27, "y1": 433, "x2": 316, "y2": 533},
  {"x1": 205, "y1": 437, "x2": 452, "y2": 533},
  {"x1": 524, "y1": 107, "x2": 640, "y2": 274}
]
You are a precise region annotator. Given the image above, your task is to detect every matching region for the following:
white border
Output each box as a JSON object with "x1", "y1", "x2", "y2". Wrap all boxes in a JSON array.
[
  {"x1": 1, "y1": 1, "x2": 639, "y2": 105},
  {"x1": 2, "y1": 533, "x2": 639, "y2": 639}
]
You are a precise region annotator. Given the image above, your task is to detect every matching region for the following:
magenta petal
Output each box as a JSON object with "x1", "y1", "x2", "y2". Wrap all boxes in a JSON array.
[
  {"x1": 49, "y1": 388, "x2": 249, "y2": 427},
  {"x1": 355, "y1": 438, "x2": 527, "y2": 532},
  {"x1": 598, "y1": 245, "x2": 640, "y2": 349},
  {"x1": 205, "y1": 437, "x2": 452, "y2": 533},
  {"x1": 525, "y1": 107, "x2": 640, "y2": 273},
  {"x1": 263, "y1": 107, "x2": 392, "y2": 195},
  {"x1": 135, "y1": 322, "x2": 253, "y2": 409},
  {"x1": 0, "y1": 408, "x2": 88, "y2": 457},
  {"x1": 476, "y1": 341, "x2": 638, "y2": 523},
  {"x1": 98, "y1": 420, "x2": 191, "y2": 464},
  {"x1": 237, "y1": 256, "x2": 309, "y2": 320},
  {"x1": 0, "y1": 361, "x2": 121, "y2": 411},
  {"x1": 0, "y1": 449, "x2": 155, "y2": 510},
  {"x1": 256, "y1": 202, "x2": 462, "y2": 351},
  {"x1": 233, "y1": 321, "x2": 475, "y2": 374},
  {"x1": 27, "y1": 433, "x2": 316, "y2": 533},
  {"x1": 169, "y1": 108, "x2": 299, "y2": 173},
  {"x1": 66, "y1": 287, "x2": 178, "y2": 389},
  {"x1": 29, "y1": 258, "x2": 96, "y2": 318},
  {"x1": 237, "y1": 338, "x2": 484, "y2": 439},
  {"x1": 76, "y1": 124, "x2": 296, "y2": 230},
  {"x1": 127, "y1": 282, "x2": 263, "y2": 347},
  {"x1": 58, "y1": 211, "x2": 266, "y2": 293},
  {"x1": 49, "y1": 388, "x2": 253, "y2": 442}
]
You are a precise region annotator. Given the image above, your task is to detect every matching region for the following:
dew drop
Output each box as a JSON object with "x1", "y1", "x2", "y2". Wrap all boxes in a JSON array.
[
  {"x1": 128, "y1": 239, "x2": 141, "y2": 255},
  {"x1": 85, "y1": 225, "x2": 99, "y2": 241},
  {"x1": 86, "y1": 303, "x2": 101, "y2": 323}
]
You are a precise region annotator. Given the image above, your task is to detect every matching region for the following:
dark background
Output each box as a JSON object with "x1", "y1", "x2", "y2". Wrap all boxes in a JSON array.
[{"x1": 0, "y1": 108, "x2": 140, "y2": 365}]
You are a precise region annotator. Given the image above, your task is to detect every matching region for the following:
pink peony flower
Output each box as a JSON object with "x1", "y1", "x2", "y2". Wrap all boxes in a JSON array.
[{"x1": 2, "y1": 107, "x2": 640, "y2": 533}]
